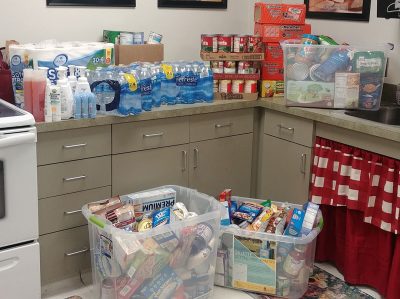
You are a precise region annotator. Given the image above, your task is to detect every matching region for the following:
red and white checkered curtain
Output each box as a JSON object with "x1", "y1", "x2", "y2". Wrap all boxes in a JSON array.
[{"x1": 310, "y1": 137, "x2": 400, "y2": 234}]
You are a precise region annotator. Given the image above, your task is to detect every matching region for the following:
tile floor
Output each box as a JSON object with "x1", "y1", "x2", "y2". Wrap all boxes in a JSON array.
[{"x1": 43, "y1": 263, "x2": 382, "y2": 299}]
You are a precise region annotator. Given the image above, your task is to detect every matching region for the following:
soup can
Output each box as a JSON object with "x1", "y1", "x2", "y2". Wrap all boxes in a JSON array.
[
  {"x1": 213, "y1": 80, "x2": 219, "y2": 93},
  {"x1": 232, "y1": 80, "x2": 245, "y2": 93},
  {"x1": 218, "y1": 35, "x2": 234, "y2": 53},
  {"x1": 201, "y1": 34, "x2": 219, "y2": 53},
  {"x1": 219, "y1": 80, "x2": 232, "y2": 93},
  {"x1": 233, "y1": 35, "x2": 248, "y2": 53},
  {"x1": 224, "y1": 61, "x2": 236, "y2": 74},
  {"x1": 211, "y1": 61, "x2": 224, "y2": 74},
  {"x1": 248, "y1": 36, "x2": 263, "y2": 53},
  {"x1": 238, "y1": 61, "x2": 252, "y2": 74},
  {"x1": 244, "y1": 80, "x2": 257, "y2": 93}
]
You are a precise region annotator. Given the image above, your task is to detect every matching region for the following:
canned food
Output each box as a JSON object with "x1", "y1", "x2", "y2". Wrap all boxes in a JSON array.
[
  {"x1": 276, "y1": 276, "x2": 290, "y2": 297},
  {"x1": 218, "y1": 35, "x2": 234, "y2": 53},
  {"x1": 244, "y1": 80, "x2": 257, "y2": 93},
  {"x1": 248, "y1": 36, "x2": 263, "y2": 53},
  {"x1": 238, "y1": 61, "x2": 252, "y2": 74},
  {"x1": 211, "y1": 61, "x2": 224, "y2": 74},
  {"x1": 213, "y1": 80, "x2": 219, "y2": 93},
  {"x1": 219, "y1": 80, "x2": 232, "y2": 93},
  {"x1": 232, "y1": 80, "x2": 245, "y2": 93},
  {"x1": 223, "y1": 61, "x2": 236, "y2": 74},
  {"x1": 233, "y1": 35, "x2": 248, "y2": 53},
  {"x1": 201, "y1": 34, "x2": 219, "y2": 53}
]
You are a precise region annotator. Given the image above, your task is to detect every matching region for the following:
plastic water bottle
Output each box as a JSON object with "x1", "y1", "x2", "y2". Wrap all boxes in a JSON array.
[
  {"x1": 176, "y1": 64, "x2": 186, "y2": 104},
  {"x1": 92, "y1": 67, "x2": 104, "y2": 111},
  {"x1": 192, "y1": 63, "x2": 202, "y2": 102},
  {"x1": 103, "y1": 71, "x2": 116, "y2": 106},
  {"x1": 204, "y1": 66, "x2": 214, "y2": 103},
  {"x1": 179, "y1": 64, "x2": 197, "y2": 104},
  {"x1": 118, "y1": 71, "x2": 142, "y2": 115},
  {"x1": 140, "y1": 67, "x2": 153, "y2": 111},
  {"x1": 160, "y1": 63, "x2": 177, "y2": 105},
  {"x1": 151, "y1": 66, "x2": 162, "y2": 107}
]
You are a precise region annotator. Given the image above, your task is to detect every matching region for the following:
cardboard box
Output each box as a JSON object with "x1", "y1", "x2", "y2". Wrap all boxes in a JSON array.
[
  {"x1": 265, "y1": 43, "x2": 283, "y2": 62},
  {"x1": 260, "y1": 80, "x2": 284, "y2": 98},
  {"x1": 115, "y1": 44, "x2": 164, "y2": 65},
  {"x1": 254, "y1": 23, "x2": 311, "y2": 43},
  {"x1": 254, "y1": 3, "x2": 306, "y2": 25},
  {"x1": 261, "y1": 61, "x2": 284, "y2": 80}
]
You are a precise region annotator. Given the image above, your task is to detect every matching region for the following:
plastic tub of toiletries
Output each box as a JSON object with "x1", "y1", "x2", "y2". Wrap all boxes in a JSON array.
[
  {"x1": 82, "y1": 185, "x2": 221, "y2": 299},
  {"x1": 281, "y1": 40, "x2": 388, "y2": 110},
  {"x1": 215, "y1": 196, "x2": 323, "y2": 299}
]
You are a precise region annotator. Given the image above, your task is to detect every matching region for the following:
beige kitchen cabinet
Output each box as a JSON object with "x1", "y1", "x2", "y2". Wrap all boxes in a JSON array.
[
  {"x1": 112, "y1": 144, "x2": 190, "y2": 195},
  {"x1": 258, "y1": 134, "x2": 312, "y2": 204},
  {"x1": 189, "y1": 134, "x2": 253, "y2": 198}
]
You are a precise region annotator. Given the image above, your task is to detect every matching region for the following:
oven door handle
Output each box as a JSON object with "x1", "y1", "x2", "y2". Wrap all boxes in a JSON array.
[{"x1": 0, "y1": 132, "x2": 36, "y2": 149}]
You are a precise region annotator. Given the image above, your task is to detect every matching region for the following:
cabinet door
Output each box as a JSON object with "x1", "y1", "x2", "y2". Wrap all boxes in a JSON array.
[
  {"x1": 258, "y1": 134, "x2": 311, "y2": 204},
  {"x1": 112, "y1": 144, "x2": 189, "y2": 195},
  {"x1": 189, "y1": 134, "x2": 253, "y2": 198}
]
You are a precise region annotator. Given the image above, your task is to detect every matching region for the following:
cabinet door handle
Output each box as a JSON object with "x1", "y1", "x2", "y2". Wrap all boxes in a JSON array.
[
  {"x1": 63, "y1": 175, "x2": 86, "y2": 182},
  {"x1": 215, "y1": 123, "x2": 232, "y2": 128},
  {"x1": 300, "y1": 154, "x2": 307, "y2": 175},
  {"x1": 193, "y1": 148, "x2": 199, "y2": 169},
  {"x1": 64, "y1": 209, "x2": 82, "y2": 216},
  {"x1": 63, "y1": 143, "x2": 87, "y2": 149},
  {"x1": 65, "y1": 247, "x2": 89, "y2": 257},
  {"x1": 277, "y1": 124, "x2": 295, "y2": 133},
  {"x1": 181, "y1": 151, "x2": 187, "y2": 171},
  {"x1": 143, "y1": 132, "x2": 164, "y2": 138}
]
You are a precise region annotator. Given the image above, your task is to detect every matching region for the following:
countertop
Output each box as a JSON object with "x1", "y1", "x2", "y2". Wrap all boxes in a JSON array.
[{"x1": 36, "y1": 98, "x2": 400, "y2": 143}]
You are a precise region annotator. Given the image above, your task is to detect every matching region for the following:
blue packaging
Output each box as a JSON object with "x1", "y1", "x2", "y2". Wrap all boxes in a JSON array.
[
  {"x1": 81, "y1": 93, "x2": 89, "y2": 118},
  {"x1": 140, "y1": 266, "x2": 182, "y2": 299},
  {"x1": 284, "y1": 208, "x2": 305, "y2": 237},
  {"x1": 88, "y1": 92, "x2": 97, "y2": 118},
  {"x1": 220, "y1": 201, "x2": 231, "y2": 226},
  {"x1": 237, "y1": 202, "x2": 263, "y2": 220},
  {"x1": 230, "y1": 201, "x2": 238, "y2": 217},
  {"x1": 140, "y1": 70, "x2": 153, "y2": 111},
  {"x1": 152, "y1": 207, "x2": 171, "y2": 228},
  {"x1": 73, "y1": 93, "x2": 82, "y2": 119},
  {"x1": 314, "y1": 49, "x2": 351, "y2": 82}
]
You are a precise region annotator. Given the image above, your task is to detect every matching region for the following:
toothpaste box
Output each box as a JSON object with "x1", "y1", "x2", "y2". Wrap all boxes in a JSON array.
[
  {"x1": 254, "y1": 3, "x2": 306, "y2": 25},
  {"x1": 254, "y1": 23, "x2": 311, "y2": 43}
]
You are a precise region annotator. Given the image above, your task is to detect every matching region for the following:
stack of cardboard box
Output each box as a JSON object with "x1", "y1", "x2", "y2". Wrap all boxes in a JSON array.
[{"x1": 254, "y1": 2, "x2": 310, "y2": 98}]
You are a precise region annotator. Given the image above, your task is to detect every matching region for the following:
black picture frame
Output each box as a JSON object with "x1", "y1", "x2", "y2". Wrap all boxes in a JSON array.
[
  {"x1": 304, "y1": 0, "x2": 371, "y2": 21},
  {"x1": 158, "y1": 0, "x2": 227, "y2": 9},
  {"x1": 47, "y1": 0, "x2": 135, "y2": 7}
]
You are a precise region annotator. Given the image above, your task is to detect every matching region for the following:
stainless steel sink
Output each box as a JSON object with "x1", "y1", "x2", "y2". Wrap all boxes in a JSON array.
[{"x1": 345, "y1": 106, "x2": 400, "y2": 126}]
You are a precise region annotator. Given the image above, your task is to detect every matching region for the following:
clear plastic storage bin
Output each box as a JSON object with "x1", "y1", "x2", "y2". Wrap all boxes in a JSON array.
[
  {"x1": 282, "y1": 40, "x2": 387, "y2": 110},
  {"x1": 215, "y1": 196, "x2": 323, "y2": 299},
  {"x1": 82, "y1": 185, "x2": 221, "y2": 299}
]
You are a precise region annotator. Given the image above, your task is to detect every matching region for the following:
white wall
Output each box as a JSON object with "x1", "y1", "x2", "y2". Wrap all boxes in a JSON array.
[{"x1": 0, "y1": 0, "x2": 254, "y2": 61}]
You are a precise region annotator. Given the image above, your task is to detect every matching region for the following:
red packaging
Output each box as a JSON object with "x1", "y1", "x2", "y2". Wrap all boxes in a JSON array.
[
  {"x1": 261, "y1": 61, "x2": 284, "y2": 81},
  {"x1": 254, "y1": 23, "x2": 311, "y2": 43},
  {"x1": 254, "y1": 3, "x2": 306, "y2": 25},
  {"x1": 265, "y1": 43, "x2": 283, "y2": 62},
  {"x1": 248, "y1": 36, "x2": 264, "y2": 53}
]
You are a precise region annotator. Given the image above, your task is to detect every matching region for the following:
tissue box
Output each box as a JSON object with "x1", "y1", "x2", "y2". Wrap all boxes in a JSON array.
[{"x1": 115, "y1": 43, "x2": 164, "y2": 65}]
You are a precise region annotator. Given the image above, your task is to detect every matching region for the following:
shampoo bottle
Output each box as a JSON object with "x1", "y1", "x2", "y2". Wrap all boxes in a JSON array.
[{"x1": 44, "y1": 79, "x2": 52, "y2": 123}]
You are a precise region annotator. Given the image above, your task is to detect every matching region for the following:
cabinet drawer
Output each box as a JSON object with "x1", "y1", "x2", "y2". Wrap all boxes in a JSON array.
[
  {"x1": 38, "y1": 156, "x2": 111, "y2": 199},
  {"x1": 264, "y1": 110, "x2": 314, "y2": 147},
  {"x1": 190, "y1": 109, "x2": 254, "y2": 142},
  {"x1": 39, "y1": 186, "x2": 111, "y2": 235},
  {"x1": 37, "y1": 126, "x2": 111, "y2": 165},
  {"x1": 39, "y1": 226, "x2": 90, "y2": 285},
  {"x1": 112, "y1": 117, "x2": 189, "y2": 154}
]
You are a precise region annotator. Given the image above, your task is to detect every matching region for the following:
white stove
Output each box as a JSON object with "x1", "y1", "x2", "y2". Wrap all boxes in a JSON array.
[{"x1": 0, "y1": 99, "x2": 41, "y2": 298}]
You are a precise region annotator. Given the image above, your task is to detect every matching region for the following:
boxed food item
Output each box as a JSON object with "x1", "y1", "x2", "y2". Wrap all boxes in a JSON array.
[
  {"x1": 260, "y1": 80, "x2": 284, "y2": 98},
  {"x1": 115, "y1": 43, "x2": 164, "y2": 65},
  {"x1": 265, "y1": 43, "x2": 284, "y2": 62},
  {"x1": 254, "y1": 3, "x2": 306, "y2": 25},
  {"x1": 254, "y1": 24, "x2": 311, "y2": 43},
  {"x1": 261, "y1": 61, "x2": 284, "y2": 80},
  {"x1": 217, "y1": 195, "x2": 323, "y2": 298},
  {"x1": 282, "y1": 40, "x2": 387, "y2": 110},
  {"x1": 82, "y1": 185, "x2": 221, "y2": 299}
]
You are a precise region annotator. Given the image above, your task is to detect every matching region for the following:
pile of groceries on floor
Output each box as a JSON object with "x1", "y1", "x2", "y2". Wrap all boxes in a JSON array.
[
  {"x1": 83, "y1": 186, "x2": 221, "y2": 299},
  {"x1": 217, "y1": 189, "x2": 323, "y2": 298}
]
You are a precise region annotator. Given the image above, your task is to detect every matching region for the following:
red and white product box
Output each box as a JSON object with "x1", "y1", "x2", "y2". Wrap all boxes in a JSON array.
[
  {"x1": 265, "y1": 43, "x2": 283, "y2": 62},
  {"x1": 261, "y1": 61, "x2": 284, "y2": 81},
  {"x1": 254, "y1": 2, "x2": 306, "y2": 25},
  {"x1": 254, "y1": 23, "x2": 311, "y2": 43}
]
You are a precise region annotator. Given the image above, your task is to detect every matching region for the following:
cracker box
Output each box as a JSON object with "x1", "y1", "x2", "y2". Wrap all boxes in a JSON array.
[
  {"x1": 254, "y1": 3, "x2": 306, "y2": 25},
  {"x1": 254, "y1": 24, "x2": 311, "y2": 43},
  {"x1": 260, "y1": 80, "x2": 284, "y2": 98},
  {"x1": 265, "y1": 43, "x2": 283, "y2": 62},
  {"x1": 261, "y1": 61, "x2": 284, "y2": 81}
]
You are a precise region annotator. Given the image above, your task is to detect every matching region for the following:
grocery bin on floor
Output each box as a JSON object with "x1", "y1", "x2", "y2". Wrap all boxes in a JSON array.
[
  {"x1": 82, "y1": 185, "x2": 221, "y2": 299},
  {"x1": 216, "y1": 195, "x2": 323, "y2": 299}
]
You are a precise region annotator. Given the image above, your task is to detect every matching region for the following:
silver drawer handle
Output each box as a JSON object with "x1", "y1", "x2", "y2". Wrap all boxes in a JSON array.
[
  {"x1": 193, "y1": 148, "x2": 199, "y2": 169},
  {"x1": 300, "y1": 154, "x2": 307, "y2": 175},
  {"x1": 65, "y1": 247, "x2": 89, "y2": 257},
  {"x1": 143, "y1": 132, "x2": 164, "y2": 138},
  {"x1": 63, "y1": 143, "x2": 87, "y2": 149},
  {"x1": 277, "y1": 124, "x2": 295, "y2": 133},
  {"x1": 63, "y1": 175, "x2": 86, "y2": 182},
  {"x1": 215, "y1": 123, "x2": 232, "y2": 128},
  {"x1": 64, "y1": 209, "x2": 82, "y2": 216},
  {"x1": 181, "y1": 150, "x2": 188, "y2": 171}
]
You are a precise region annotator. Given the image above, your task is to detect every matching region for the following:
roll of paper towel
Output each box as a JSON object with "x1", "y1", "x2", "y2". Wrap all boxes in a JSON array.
[{"x1": 9, "y1": 41, "x2": 114, "y2": 107}]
